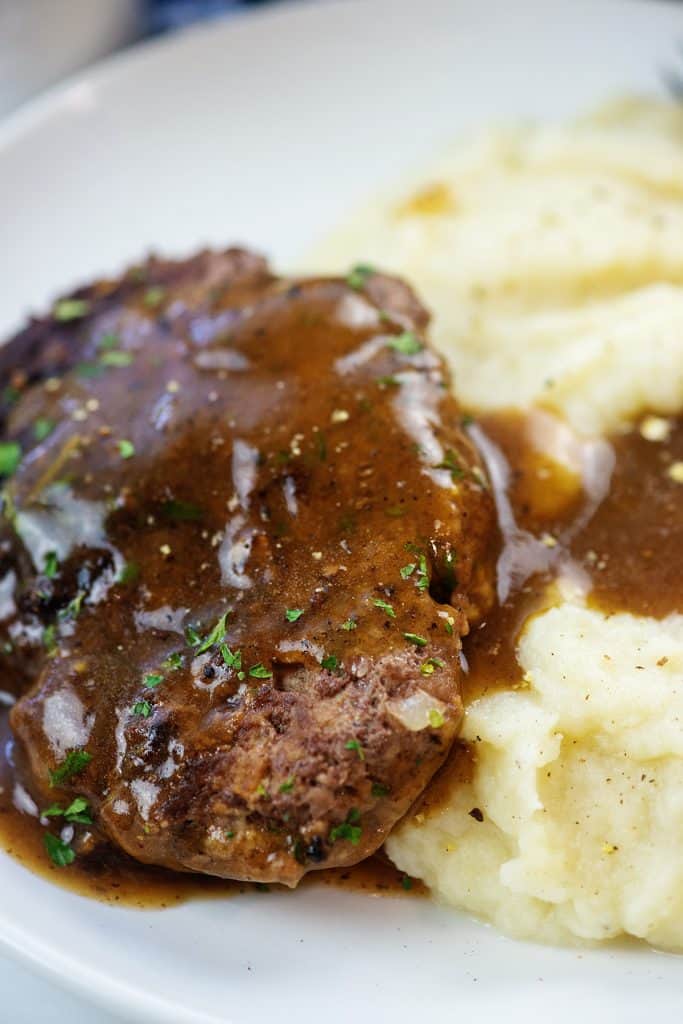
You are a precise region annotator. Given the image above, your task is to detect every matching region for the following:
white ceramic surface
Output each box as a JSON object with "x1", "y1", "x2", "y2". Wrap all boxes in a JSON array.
[
  {"x1": 1, "y1": 2, "x2": 683, "y2": 1021},
  {"x1": 0, "y1": 0, "x2": 140, "y2": 118}
]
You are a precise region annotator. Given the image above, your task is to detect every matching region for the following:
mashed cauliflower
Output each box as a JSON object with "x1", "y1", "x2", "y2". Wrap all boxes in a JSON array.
[{"x1": 311, "y1": 99, "x2": 683, "y2": 949}]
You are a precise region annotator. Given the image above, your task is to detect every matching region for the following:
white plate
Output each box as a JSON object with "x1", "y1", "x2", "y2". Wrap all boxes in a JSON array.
[{"x1": 1, "y1": 2, "x2": 683, "y2": 1021}]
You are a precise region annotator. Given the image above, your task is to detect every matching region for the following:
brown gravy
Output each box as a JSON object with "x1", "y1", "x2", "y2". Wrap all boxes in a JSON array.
[{"x1": 1, "y1": 409, "x2": 681, "y2": 903}]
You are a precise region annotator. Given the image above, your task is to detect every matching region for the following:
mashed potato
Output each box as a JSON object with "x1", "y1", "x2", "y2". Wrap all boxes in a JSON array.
[
  {"x1": 311, "y1": 99, "x2": 683, "y2": 949},
  {"x1": 311, "y1": 99, "x2": 683, "y2": 435}
]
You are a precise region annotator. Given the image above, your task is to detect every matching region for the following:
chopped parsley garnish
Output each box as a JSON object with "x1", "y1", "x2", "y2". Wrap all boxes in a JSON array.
[
  {"x1": 321, "y1": 654, "x2": 340, "y2": 672},
  {"x1": 387, "y1": 331, "x2": 422, "y2": 356},
  {"x1": 415, "y1": 554, "x2": 430, "y2": 592},
  {"x1": 377, "y1": 375, "x2": 400, "y2": 388},
  {"x1": 371, "y1": 782, "x2": 390, "y2": 798},
  {"x1": 100, "y1": 350, "x2": 133, "y2": 368},
  {"x1": 161, "y1": 499, "x2": 203, "y2": 522},
  {"x1": 118, "y1": 561, "x2": 140, "y2": 585},
  {"x1": 372, "y1": 598, "x2": 396, "y2": 618},
  {"x1": 403, "y1": 632, "x2": 428, "y2": 648},
  {"x1": 221, "y1": 645, "x2": 244, "y2": 679},
  {"x1": 45, "y1": 796, "x2": 93, "y2": 825},
  {"x1": 54, "y1": 298, "x2": 90, "y2": 322},
  {"x1": 401, "y1": 875, "x2": 413, "y2": 891},
  {"x1": 341, "y1": 618, "x2": 357, "y2": 631},
  {"x1": 345, "y1": 739, "x2": 365, "y2": 761},
  {"x1": 329, "y1": 807, "x2": 362, "y2": 845},
  {"x1": 224, "y1": 830, "x2": 235, "y2": 840},
  {"x1": 97, "y1": 332, "x2": 120, "y2": 350},
  {"x1": 190, "y1": 611, "x2": 230, "y2": 654},
  {"x1": 400, "y1": 562, "x2": 416, "y2": 580},
  {"x1": 428, "y1": 708, "x2": 445, "y2": 728},
  {"x1": 42, "y1": 624, "x2": 57, "y2": 653},
  {"x1": 346, "y1": 263, "x2": 375, "y2": 290},
  {"x1": 420, "y1": 657, "x2": 445, "y2": 676},
  {"x1": 59, "y1": 590, "x2": 85, "y2": 621},
  {"x1": 143, "y1": 286, "x2": 166, "y2": 309},
  {"x1": 249, "y1": 663, "x2": 272, "y2": 679},
  {"x1": 0, "y1": 441, "x2": 21, "y2": 477},
  {"x1": 143, "y1": 673, "x2": 164, "y2": 689},
  {"x1": 444, "y1": 619, "x2": 454, "y2": 637},
  {"x1": 117, "y1": 439, "x2": 135, "y2": 460},
  {"x1": 44, "y1": 832, "x2": 75, "y2": 867},
  {"x1": 162, "y1": 651, "x2": 183, "y2": 671},
  {"x1": 285, "y1": 608, "x2": 305, "y2": 623},
  {"x1": 132, "y1": 700, "x2": 153, "y2": 717},
  {"x1": 34, "y1": 418, "x2": 55, "y2": 442},
  {"x1": 48, "y1": 749, "x2": 92, "y2": 787},
  {"x1": 43, "y1": 550, "x2": 59, "y2": 578},
  {"x1": 185, "y1": 625, "x2": 202, "y2": 647},
  {"x1": 434, "y1": 448, "x2": 464, "y2": 480},
  {"x1": 255, "y1": 782, "x2": 268, "y2": 798},
  {"x1": 279, "y1": 777, "x2": 295, "y2": 793},
  {"x1": 75, "y1": 362, "x2": 106, "y2": 379}
]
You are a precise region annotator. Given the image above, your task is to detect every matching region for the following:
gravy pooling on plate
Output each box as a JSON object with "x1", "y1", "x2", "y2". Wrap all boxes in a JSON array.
[{"x1": 1, "y1": 385, "x2": 679, "y2": 902}]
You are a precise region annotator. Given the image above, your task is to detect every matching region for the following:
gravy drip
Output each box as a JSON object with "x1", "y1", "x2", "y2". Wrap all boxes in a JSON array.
[{"x1": 1, "y1": 408, "x2": 681, "y2": 901}]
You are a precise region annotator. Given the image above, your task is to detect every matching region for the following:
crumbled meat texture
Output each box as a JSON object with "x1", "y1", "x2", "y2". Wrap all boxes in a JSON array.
[{"x1": 2, "y1": 249, "x2": 495, "y2": 885}]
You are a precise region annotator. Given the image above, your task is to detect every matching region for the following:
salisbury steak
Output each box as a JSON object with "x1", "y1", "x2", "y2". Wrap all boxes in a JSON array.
[{"x1": 3, "y1": 250, "x2": 494, "y2": 885}]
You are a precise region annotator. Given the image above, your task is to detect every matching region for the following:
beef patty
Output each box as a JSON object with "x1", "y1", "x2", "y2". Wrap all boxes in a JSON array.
[{"x1": 1, "y1": 250, "x2": 495, "y2": 885}]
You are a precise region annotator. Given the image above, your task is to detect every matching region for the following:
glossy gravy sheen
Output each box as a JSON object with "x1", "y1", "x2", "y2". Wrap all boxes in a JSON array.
[{"x1": 1, "y1": 408, "x2": 681, "y2": 903}]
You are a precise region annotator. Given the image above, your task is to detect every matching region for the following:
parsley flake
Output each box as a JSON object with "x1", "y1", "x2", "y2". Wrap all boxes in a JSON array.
[
  {"x1": 143, "y1": 673, "x2": 164, "y2": 689},
  {"x1": 249, "y1": 663, "x2": 272, "y2": 679},
  {"x1": 420, "y1": 657, "x2": 445, "y2": 676},
  {"x1": 371, "y1": 782, "x2": 390, "y2": 798},
  {"x1": 118, "y1": 439, "x2": 135, "y2": 459},
  {"x1": 63, "y1": 796, "x2": 92, "y2": 824},
  {"x1": 285, "y1": 608, "x2": 304, "y2": 623},
  {"x1": 345, "y1": 739, "x2": 365, "y2": 761},
  {"x1": 49, "y1": 749, "x2": 92, "y2": 787},
  {"x1": 387, "y1": 331, "x2": 422, "y2": 356},
  {"x1": 143, "y1": 286, "x2": 166, "y2": 309},
  {"x1": 329, "y1": 807, "x2": 362, "y2": 845},
  {"x1": 54, "y1": 298, "x2": 90, "y2": 323},
  {"x1": 428, "y1": 708, "x2": 445, "y2": 728},
  {"x1": 132, "y1": 700, "x2": 153, "y2": 718},
  {"x1": 34, "y1": 418, "x2": 55, "y2": 443},
  {"x1": 44, "y1": 832, "x2": 75, "y2": 867},
  {"x1": 220, "y1": 645, "x2": 242, "y2": 672},
  {"x1": 43, "y1": 550, "x2": 59, "y2": 579},
  {"x1": 191, "y1": 612, "x2": 230, "y2": 654},
  {"x1": 42, "y1": 624, "x2": 57, "y2": 654},
  {"x1": 321, "y1": 654, "x2": 340, "y2": 672},
  {"x1": 401, "y1": 875, "x2": 413, "y2": 891},
  {"x1": 100, "y1": 350, "x2": 133, "y2": 368},
  {"x1": 162, "y1": 651, "x2": 183, "y2": 671},
  {"x1": 400, "y1": 563, "x2": 416, "y2": 580},
  {"x1": 346, "y1": 263, "x2": 375, "y2": 290},
  {"x1": 372, "y1": 598, "x2": 395, "y2": 618},
  {"x1": 118, "y1": 562, "x2": 140, "y2": 585},
  {"x1": 403, "y1": 632, "x2": 428, "y2": 648},
  {"x1": 341, "y1": 618, "x2": 357, "y2": 631},
  {"x1": 434, "y1": 448, "x2": 464, "y2": 480},
  {"x1": 279, "y1": 777, "x2": 295, "y2": 793},
  {"x1": 0, "y1": 442, "x2": 21, "y2": 477}
]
